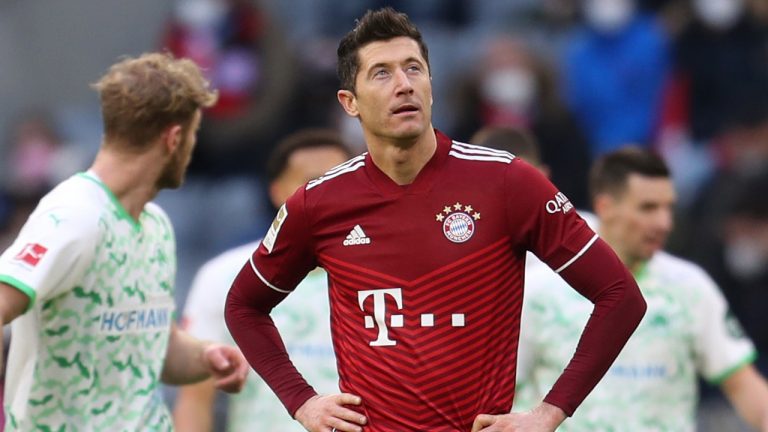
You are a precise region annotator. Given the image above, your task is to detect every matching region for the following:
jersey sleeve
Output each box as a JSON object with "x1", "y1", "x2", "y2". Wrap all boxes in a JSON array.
[
  {"x1": 506, "y1": 160, "x2": 646, "y2": 416},
  {"x1": 225, "y1": 188, "x2": 319, "y2": 416},
  {"x1": 691, "y1": 269, "x2": 757, "y2": 383},
  {"x1": 504, "y1": 159, "x2": 597, "y2": 272},
  {"x1": 0, "y1": 204, "x2": 99, "y2": 308},
  {"x1": 251, "y1": 188, "x2": 317, "y2": 292}
]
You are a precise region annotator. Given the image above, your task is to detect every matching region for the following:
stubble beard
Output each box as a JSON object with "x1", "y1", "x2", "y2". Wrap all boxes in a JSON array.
[{"x1": 156, "y1": 150, "x2": 187, "y2": 190}]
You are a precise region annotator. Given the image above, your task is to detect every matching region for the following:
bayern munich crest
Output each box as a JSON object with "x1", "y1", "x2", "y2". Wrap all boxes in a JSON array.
[{"x1": 435, "y1": 202, "x2": 480, "y2": 243}]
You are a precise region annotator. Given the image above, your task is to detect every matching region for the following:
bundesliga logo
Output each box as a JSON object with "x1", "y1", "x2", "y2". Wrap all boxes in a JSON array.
[
  {"x1": 435, "y1": 202, "x2": 480, "y2": 243},
  {"x1": 14, "y1": 243, "x2": 48, "y2": 267}
]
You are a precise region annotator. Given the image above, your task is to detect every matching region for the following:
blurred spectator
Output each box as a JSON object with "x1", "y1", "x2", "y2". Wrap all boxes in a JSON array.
[
  {"x1": 562, "y1": 0, "x2": 671, "y2": 157},
  {"x1": 673, "y1": 0, "x2": 768, "y2": 143},
  {"x1": 677, "y1": 106, "x2": 768, "y2": 257},
  {"x1": 316, "y1": 0, "x2": 469, "y2": 37},
  {"x1": 675, "y1": 107, "x2": 768, "y2": 373},
  {"x1": 3, "y1": 111, "x2": 85, "y2": 197},
  {"x1": 717, "y1": 174, "x2": 768, "y2": 373},
  {"x1": 0, "y1": 111, "x2": 85, "y2": 432},
  {"x1": 464, "y1": 0, "x2": 582, "y2": 59},
  {"x1": 158, "y1": 0, "x2": 299, "y2": 300},
  {"x1": 163, "y1": 0, "x2": 298, "y2": 177},
  {"x1": 452, "y1": 35, "x2": 591, "y2": 207}
]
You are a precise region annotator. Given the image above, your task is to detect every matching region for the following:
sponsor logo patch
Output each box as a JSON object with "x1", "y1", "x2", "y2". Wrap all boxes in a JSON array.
[
  {"x1": 98, "y1": 305, "x2": 174, "y2": 335},
  {"x1": 545, "y1": 192, "x2": 573, "y2": 214},
  {"x1": 263, "y1": 204, "x2": 288, "y2": 254},
  {"x1": 14, "y1": 243, "x2": 48, "y2": 267}
]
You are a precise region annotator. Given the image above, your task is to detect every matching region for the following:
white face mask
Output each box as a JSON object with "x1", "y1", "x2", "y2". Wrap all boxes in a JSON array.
[
  {"x1": 481, "y1": 68, "x2": 536, "y2": 111},
  {"x1": 692, "y1": 0, "x2": 744, "y2": 30},
  {"x1": 584, "y1": 0, "x2": 636, "y2": 33},
  {"x1": 724, "y1": 236, "x2": 768, "y2": 280},
  {"x1": 175, "y1": 0, "x2": 226, "y2": 29}
]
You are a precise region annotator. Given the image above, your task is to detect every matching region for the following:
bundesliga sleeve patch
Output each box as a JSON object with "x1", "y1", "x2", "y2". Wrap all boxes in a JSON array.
[
  {"x1": 14, "y1": 243, "x2": 49, "y2": 267},
  {"x1": 263, "y1": 204, "x2": 288, "y2": 254}
]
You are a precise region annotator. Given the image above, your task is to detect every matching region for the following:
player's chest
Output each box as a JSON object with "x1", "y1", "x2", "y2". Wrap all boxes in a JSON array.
[
  {"x1": 93, "y1": 217, "x2": 175, "y2": 300},
  {"x1": 312, "y1": 191, "x2": 511, "y2": 277}
]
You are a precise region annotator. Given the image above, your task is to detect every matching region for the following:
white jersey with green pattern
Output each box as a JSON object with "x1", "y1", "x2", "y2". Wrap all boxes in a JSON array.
[
  {"x1": 183, "y1": 241, "x2": 337, "y2": 432},
  {"x1": 0, "y1": 172, "x2": 176, "y2": 432},
  {"x1": 516, "y1": 251, "x2": 756, "y2": 432}
]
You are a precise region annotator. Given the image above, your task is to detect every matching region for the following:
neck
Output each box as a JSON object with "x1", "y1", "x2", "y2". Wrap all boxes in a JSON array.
[
  {"x1": 89, "y1": 144, "x2": 164, "y2": 220},
  {"x1": 366, "y1": 129, "x2": 437, "y2": 185}
]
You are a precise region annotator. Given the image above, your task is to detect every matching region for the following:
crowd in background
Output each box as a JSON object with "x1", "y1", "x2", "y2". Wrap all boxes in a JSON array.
[{"x1": 1, "y1": 0, "x2": 768, "y2": 429}]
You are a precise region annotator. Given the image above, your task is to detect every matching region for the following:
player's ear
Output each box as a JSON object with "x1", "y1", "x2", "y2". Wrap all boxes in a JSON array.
[
  {"x1": 593, "y1": 193, "x2": 615, "y2": 220},
  {"x1": 337, "y1": 90, "x2": 359, "y2": 117},
  {"x1": 161, "y1": 124, "x2": 183, "y2": 154}
]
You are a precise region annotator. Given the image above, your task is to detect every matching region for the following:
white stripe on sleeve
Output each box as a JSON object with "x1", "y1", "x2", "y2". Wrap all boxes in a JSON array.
[{"x1": 554, "y1": 233, "x2": 599, "y2": 273}]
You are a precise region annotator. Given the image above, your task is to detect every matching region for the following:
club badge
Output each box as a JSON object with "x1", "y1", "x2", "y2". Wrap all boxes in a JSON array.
[{"x1": 435, "y1": 202, "x2": 480, "y2": 243}]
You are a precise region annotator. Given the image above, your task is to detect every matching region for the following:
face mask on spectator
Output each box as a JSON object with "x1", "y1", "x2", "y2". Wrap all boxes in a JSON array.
[
  {"x1": 724, "y1": 236, "x2": 768, "y2": 280},
  {"x1": 692, "y1": 0, "x2": 744, "y2": 30},
  {"x1": 584, "y1": 0, "x2": 636, "y2": 33},
  {"x1": 481, "y1": 68, "x2": 537, "y2": 111}
]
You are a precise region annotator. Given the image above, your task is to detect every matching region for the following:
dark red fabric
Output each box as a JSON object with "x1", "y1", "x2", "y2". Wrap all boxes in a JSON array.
[
  {"x1": 225, "y1": 130, "x2": 645, "y2": 429},
  {"x1": 224, "y1": 261, "x2": 317, "y2": 416},
  {"x1": 543, "y1": 238, "x2": 647, "y2": 415}
]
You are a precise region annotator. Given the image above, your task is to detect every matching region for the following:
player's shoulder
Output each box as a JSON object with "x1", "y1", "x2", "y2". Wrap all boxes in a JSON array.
[
  {"x1": 304, "y1": 153, "x2": 367, "y2": 194},
  {"x1": 28, "y1": 174, "x2": 105, "y2": 233},
  {"x1": 649, "y1": 251, "x2": 715, "y2": 287},
  {"x1": 143, "y1": 201, "x2": 169, "y2": 220},
  {"x1": 447, "y1": 140, "x2": 516, "y2": 167}
]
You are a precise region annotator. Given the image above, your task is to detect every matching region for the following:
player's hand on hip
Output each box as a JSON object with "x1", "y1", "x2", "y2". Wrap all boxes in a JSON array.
[
  {"x1": 471, "y1": 402, "x2": 565, "y2": 432},
  {"x1": 295, "y1": 393, "x2": 367, "y2": 432},
  {"x1": 202, "y1": 344, "x2": 249, "y2": 393}
]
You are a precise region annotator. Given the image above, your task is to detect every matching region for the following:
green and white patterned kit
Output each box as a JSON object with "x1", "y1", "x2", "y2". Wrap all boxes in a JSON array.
[
  {"x1": 0, "y1": 172, "x2": 177, "y2": 431},
  {"x1": 515, "y1": 251, "x2": 756, "y2": 432}
]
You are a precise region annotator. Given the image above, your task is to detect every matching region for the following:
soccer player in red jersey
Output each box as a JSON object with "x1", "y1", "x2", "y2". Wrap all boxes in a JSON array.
[{"x1": 225, "y1": 8, "x2": 647, "y2": 432}]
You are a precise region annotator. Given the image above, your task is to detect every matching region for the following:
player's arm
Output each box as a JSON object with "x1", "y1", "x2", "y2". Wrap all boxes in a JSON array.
[
  {"x1": 173, "y1": 378, "x2": 217, "y2": 432},
  {"x1": 692, "y1": 269, "x2": 768, "y2": 431},
  {"x1": 543, "y1": 239, "x2": 646, "y2": 413},
  {"x1": 477, "y1": 241, "x2": 645, "y2": 431},
  {"x1": 0, "y1": 282, "x2": 29, "y2": 372},
  {"x1": 225, "y1": 193, "x2": 367, "y2": 432},
  {"x1": 501, "y1": 161, "x2": 646, "y2": 421},
  {"x1": 720, "y1": 364, "x2": 768, "y2": 431},
  {"x1": 161, "y1": 322, "x2": 248, "y2": 393},
  {"x1": 225, "y1": 264, "x2": 366, "y2": 432}
]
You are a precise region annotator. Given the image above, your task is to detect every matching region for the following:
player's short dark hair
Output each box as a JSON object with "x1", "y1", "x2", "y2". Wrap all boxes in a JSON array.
[
  {"x1": 266, "y1": 129, "x2": 352, "y2": 183},
  {"x1": 589, "y1": 146, "x2": 670, "y2": 200},
  {"x1": 337, "y1": 7, "x2": 430, "y2": 92},
  {"x1": 471, "y1": 126, "x2": 542, "y2": 166}
]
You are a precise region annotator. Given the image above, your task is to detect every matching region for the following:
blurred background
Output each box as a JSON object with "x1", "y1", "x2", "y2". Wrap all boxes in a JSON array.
[{"x1": 1, "y1": 0, "x2": 767, "y2": 429}]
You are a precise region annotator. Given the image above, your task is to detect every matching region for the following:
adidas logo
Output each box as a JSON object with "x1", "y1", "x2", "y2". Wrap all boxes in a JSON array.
[{"x1": 343, "y1": 225, "x2": 371, "y2": 246}]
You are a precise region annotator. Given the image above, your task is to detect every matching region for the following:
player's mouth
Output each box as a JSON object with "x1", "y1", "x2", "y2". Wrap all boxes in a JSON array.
[{"x1": 392, "y1": 104, "x2": 420, "y2": 116}]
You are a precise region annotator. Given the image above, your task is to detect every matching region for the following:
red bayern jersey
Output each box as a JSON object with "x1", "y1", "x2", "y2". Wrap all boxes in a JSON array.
[{"x1": 245, "y1": 130, "x2": 598, "y2": 430}]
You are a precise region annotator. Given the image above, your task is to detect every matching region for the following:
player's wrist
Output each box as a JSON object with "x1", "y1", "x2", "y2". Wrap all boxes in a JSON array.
[
  {"x1": 533, "y1": 402, "x2": 567, "y2": 428},
  {"x1": 293, "y1": 394, "x2": 320, "y2": 422}
]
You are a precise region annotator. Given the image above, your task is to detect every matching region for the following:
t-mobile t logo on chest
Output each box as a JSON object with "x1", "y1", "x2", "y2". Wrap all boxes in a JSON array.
[{"x1": 357, "y1": 288, "x2": 465, "y2": 347}]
